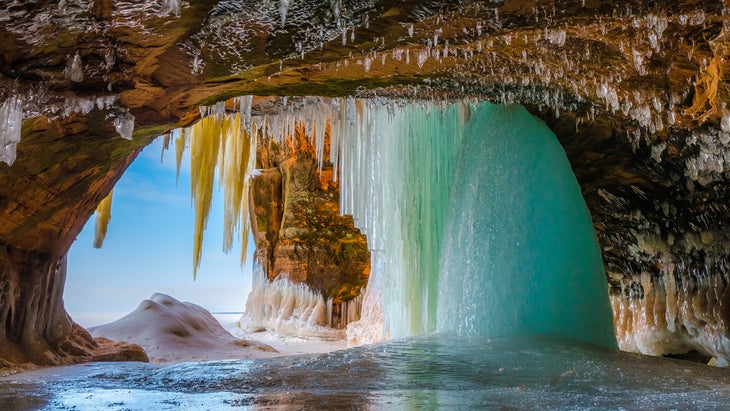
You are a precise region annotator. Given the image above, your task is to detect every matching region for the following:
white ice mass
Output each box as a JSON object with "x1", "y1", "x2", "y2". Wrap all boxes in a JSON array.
[
  {"x1": 89, "y1": 293, "x2": 277, "y2": 363},
  {"x1": 0, "y1": 95, "x2": 23, "y2": 166}
]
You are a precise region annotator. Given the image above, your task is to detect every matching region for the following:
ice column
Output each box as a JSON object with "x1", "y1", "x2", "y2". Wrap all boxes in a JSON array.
[
  {"x1": 335, "y1": 100, "x2": 614, "y2": 348},
  {"x1": 437, "y1": 104, "x2": 616, "y2": 348},
  {"x1": 341, "y1": 101, "x2": 467, "y2": 342}
]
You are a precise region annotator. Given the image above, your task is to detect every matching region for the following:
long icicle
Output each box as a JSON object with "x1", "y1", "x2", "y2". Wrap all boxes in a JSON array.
[
  {"x1": 175, "y1": 128, "x2": 187, "y2": 186},
  {"x1": 190, "y1": 116, "x2": 222, "y2": 279},
  {"x1": 189, "y1": 108, "x2": 256, "y2": 278},
  {"x1": 93, "y1": 189, "x2": 114, "y2": 248}
]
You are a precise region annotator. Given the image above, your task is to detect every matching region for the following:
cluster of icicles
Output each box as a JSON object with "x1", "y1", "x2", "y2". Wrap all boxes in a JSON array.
[
  {"x1": 208, "y1": 96, "x2": 469, "y2": 344},
  {"x1": 0, "y1": 91, "x2": 131, "y2": 167},
  {"x1": 93, "y1": 97, "x2": 256, "y2": 278},
  {"x1": 611, "y1": 263, "x2": 730, "y2": 364},
  {"x1": 238, "y1": 264, "x2": 363, "y2": 339}
]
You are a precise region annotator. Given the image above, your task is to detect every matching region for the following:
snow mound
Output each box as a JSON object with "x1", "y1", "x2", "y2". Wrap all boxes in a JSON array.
[{"x1": 89, "y1": 293, "x2": 277, "y2": 363}]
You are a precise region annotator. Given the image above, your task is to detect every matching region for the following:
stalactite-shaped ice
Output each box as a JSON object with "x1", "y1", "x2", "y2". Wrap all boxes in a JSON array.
[
  {"x1": 64, "y1": 51, "x2": 84, "y2": 82},
  {"x1": 236, "y1": 95, "x2": 253, "y2": 133},
  {"x1": 721, "y1": 107, "x2": 730, "y2": 133},
  {"x1": 191, "y1": 52, "x2": 204, "y2": 75},
  {"x1": 175, "y1": 128, "x2": 187, "y2": 185},
  {"x1": 161, "y1": 0, "x2": 180, "y2": 16},
  {"x1": 611, "y1": 253, "x2": 730, "y2": 361},
  {"x1": 93, "y1": 189, "x2": 114, "y2": 248},
  {"x1": 279, "y1": 0, "x2": 290, "y2": 28},
  {"x1": 0, "y1": 95, "x2": 23, "y2": 166},
  {"x1": 113, "y1": 110, "x2": 135, "y2": 140},
  {"x1": 190, "y1": 116, "x2": 223, "y2": 279},
  {"x1": 104, "y1": 48, "x2": 116, "y2": 70},
  {"x1": 187, "y1": 108, "x2": 256, "y2": 277}
]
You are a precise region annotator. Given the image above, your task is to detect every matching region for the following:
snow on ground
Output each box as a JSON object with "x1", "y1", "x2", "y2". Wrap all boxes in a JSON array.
[{"x1": 89, "y1": 293, "x2": 280, "y2": 363}]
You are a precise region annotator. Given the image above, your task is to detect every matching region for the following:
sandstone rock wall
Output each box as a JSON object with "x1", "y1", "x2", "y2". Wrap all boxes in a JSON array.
[
  {"x1": 0, "y1": 115, "x2": 154, "y2": 366},
  {"x1": 249, "y1": 121, "x2": 370, "y2": 326}
]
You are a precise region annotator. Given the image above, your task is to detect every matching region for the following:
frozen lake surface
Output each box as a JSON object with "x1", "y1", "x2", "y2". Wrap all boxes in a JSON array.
[{"x1": 2, "y1": 334, "x2": 730, "y2": 410}]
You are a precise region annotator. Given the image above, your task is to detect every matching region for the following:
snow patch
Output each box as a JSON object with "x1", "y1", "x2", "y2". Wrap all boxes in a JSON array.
[{"x1": 89, "y1": 293, "x2": 278, "y2": 363}]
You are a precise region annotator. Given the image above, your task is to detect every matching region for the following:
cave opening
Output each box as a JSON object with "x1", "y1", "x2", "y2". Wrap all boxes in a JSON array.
[
  {"x1": 64, "y1": 133, "x2": 254, "y2": 329},
  {"x1": 61, "y1": 96, "x2": 617, "y2": 349}
]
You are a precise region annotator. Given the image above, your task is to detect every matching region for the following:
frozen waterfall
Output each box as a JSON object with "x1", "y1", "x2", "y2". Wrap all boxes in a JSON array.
[
  {"x1": 233, "y1": 97, "x2": 616, "y2": 348},
  {"x1": 332, "y1": 100, "x2": 615, "y2": 348},
  {"x1": 436, "y1": 104, "x2": 616, "y2": 347}
]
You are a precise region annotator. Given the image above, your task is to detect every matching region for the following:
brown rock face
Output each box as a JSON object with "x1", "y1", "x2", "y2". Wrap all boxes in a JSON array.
[
  {"x1": 250, "y1": 122, "x2": 370, "y2": 314},
  {"x1": 0, "y1": 114, "x2": 157, "y2": 365}
]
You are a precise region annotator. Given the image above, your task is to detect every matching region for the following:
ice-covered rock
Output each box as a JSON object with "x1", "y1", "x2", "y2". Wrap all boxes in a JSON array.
[
  {"x1": 90, "y1": 293, "x2": 277, "y2": 363},
  {"x1": 238, "y1": 266, "x2": 347, "y2": 340}
]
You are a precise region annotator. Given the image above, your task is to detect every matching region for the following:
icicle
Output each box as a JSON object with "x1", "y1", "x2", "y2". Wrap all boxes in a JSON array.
[
  {"x1": 66, "y1": 53, "x2": 85, "y2": 82},
  {"x1": 0, "y1": 95, "x2": 23, "y2": 166},
  {"x1": 721, "y1": 106, "x2": 730, "y2": 133},
  {"x1": 239, "y1": 95, "x2": 253, "y2": 133},
  {"x1": 104, "y1": 48, "x2": 116, "y2": 71},
  {"x1": 113, "y1": 110, "x2": 135, "y2": 140},
  {"x1": 188, "y1": 106, "x2": 256, "y2": 277},
  {"x1": 190, "y1": 116, "x2": 222, "y2": 279},
  {"x1": 160, "y1": 0, "x2": 180, "y2": 16},
  {"x1": 279, "y1": 0, "x2": 289, "y2": 28},
  {"x1": 160, "y1": 133, "x2": 171, "y2": 163},
  {"x1": 64, "y1": 51, "x2": 84, "y2": 82},
  {"x1": 192, "y1": 52, "x2": 204, "y2": 75},
  {"x1": 93, "y1": 189, "x2": 114, "y2": 248},
  {"x1": 175, "y1": 128, "x2": 187, "y2": 185}
]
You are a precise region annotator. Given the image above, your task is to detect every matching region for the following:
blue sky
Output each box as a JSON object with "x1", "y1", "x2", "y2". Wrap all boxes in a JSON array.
[{"x1": 65, "y1": 132, "x2": 254, "y2": 315}]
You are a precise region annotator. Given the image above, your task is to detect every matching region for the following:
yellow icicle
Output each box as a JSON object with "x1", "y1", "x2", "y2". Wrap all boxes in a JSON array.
[
  {"x1": 684, "y1": 56, "x2": 721, "y2": 123},
  {"x1": 240, "y1": 121, "x2": 257, "y2": 266},
  {"x1": 222, "y1": 114, "x2": 243, "y2": 252},
  {"x1": 190, "y1": 116, "x2": 222, "y2": 279},
  {"x1": 175, "y1": 128, "x2": 187, "y2": 185},
  {"x1": 188, "y1": 106, "x2": 256, "y2": 278},
  {"x1": 93, "y1": 189, "x2": 114, "y2": 249}
]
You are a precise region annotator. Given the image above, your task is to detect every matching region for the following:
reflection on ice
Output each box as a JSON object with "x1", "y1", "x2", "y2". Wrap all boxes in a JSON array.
[{"x1": 3, "y1": 334, "x2": 730, "y2": 410}]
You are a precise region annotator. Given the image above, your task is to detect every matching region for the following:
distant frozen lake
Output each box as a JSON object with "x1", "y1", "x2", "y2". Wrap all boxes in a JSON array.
[{"x1": 71, "y1": 312, "x2": 243, "y2": 329}]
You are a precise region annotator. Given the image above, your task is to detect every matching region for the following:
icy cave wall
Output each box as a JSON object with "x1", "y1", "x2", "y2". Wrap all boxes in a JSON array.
[{"x1": 1, "y1": 0, "x2": 730, "y2": 364}]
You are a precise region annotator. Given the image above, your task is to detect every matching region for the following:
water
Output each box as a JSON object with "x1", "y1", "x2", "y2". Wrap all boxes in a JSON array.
[{"x1": 2, "y1": 334, "x2": 729, "y2": 410}]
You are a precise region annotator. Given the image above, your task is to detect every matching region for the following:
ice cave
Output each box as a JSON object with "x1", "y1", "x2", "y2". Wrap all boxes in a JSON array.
[{"x1": 2, "y1": 0, "x2": 730, "y2": 409}]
